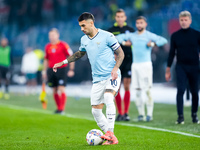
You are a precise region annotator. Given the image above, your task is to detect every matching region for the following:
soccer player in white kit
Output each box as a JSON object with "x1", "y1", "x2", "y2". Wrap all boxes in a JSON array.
[
  {"x1": 117, "y1": 16, "x2": 167, "y2": 122},
  {"x1": 53, "y1": 12, "x2": 124, "y2": 145}
]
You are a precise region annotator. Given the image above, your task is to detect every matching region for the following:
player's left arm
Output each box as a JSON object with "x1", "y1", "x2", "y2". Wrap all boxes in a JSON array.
[
  {"x1": 111, "y1": 46, "x2": 124, "y2": 80},
  {"x1": 147, "y1": 33, "x2": 168, "y2": 47},
  {"x1": 116, "y1": 33, "x2": 132, "y2": 46}
]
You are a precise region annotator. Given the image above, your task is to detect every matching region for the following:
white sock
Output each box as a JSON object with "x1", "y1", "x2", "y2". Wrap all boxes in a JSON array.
[
  {"x1": 135, "y1": 90, "x2": 145, "y2": 116},
  {"x1": 92, "y1": 108, "x2": 108, "y2": 133},
  {"x1": 104, "y1": 92, "x2": 115, "y2": 133},
  {"x1": 146, "y1": 89, "x2": 154, "y2": 117}
]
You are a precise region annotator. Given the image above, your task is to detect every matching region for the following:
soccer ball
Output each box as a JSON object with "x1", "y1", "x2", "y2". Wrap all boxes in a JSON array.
[{"x1": 86, "y1": 129, "x2": 104, "y2": 146}]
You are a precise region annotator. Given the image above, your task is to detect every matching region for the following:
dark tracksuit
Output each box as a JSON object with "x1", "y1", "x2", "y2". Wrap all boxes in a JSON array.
[{"x1": 167, "y1": 27, "x2": 200, "y2": 116}]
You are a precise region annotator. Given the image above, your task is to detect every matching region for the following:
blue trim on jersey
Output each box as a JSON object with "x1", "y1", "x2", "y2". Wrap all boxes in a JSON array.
[
  {"x1": 111, "y1": 42, "x2": 117, "y2": 47},
  {"x1": 111, "y1": 42, "x2": 120, "y2": 51},
  {"x1": 87, "y1": 31, "x2": 99, "y2": 40}
]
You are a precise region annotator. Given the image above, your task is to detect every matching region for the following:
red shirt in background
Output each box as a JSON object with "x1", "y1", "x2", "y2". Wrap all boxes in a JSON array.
[{"x1": 45, "y1": 41, "x2": 73, "y2": 68}]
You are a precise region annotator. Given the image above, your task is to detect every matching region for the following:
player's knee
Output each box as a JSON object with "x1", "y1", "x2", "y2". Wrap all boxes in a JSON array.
[
  {"x1": 124, "y1": 86, "x2": 130, "y2": 91},
  {"x1": 177, "y1": 89, "x2": 185, "y2": 95},
  {"x1": 58, "y1": 86, "x2": 66, "y2": 93},
  {"x1": 104, "y1": 92, "x2": 114, "y2": 106},
  {"x1": 136, "y1": 90, "x2": 142, "y2": 97}
]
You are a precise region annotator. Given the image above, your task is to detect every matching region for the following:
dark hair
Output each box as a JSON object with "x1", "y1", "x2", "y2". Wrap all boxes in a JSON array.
[
  {"x1": 136, "y1": 16, "x2": 147, "y2": 22},
  {"x1": 116, "y1": 9, "x2": 125, "y2": 14},
  {"x1": 78, "y1": 12, "x2": 95, "y2": 22}
]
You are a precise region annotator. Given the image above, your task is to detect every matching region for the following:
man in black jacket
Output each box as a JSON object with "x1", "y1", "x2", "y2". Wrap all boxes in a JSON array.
[
  {"x1": 108, "y1": 9, "x2": 135, "y2": 121},
  {"x1": 165, "y1": 11, "x2": 200, "y2": 124}
]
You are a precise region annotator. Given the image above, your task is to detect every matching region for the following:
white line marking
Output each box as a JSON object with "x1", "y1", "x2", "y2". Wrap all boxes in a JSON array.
[{"x1": 1, "y1": 104, "x2": 200, "y2": 138}]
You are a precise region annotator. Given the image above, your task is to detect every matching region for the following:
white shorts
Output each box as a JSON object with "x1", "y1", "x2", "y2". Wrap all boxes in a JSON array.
[
  {"x1": 90, "y1": 76, "x2": 121, "y2": 105},
  {"x1": 131, "y1": 62, "x2": 152, "y2": 89}
]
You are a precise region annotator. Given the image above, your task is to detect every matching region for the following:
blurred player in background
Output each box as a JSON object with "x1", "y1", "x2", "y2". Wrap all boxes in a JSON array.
[
  {"x1": 42, "y1": 28, "x2": 75, "y2": 114},
  {"x1": 165, "y1": 11, "x2": 200, "y2": 124},
  {"x1": 108, "y1": 9, "x2": 135, "y2": 121},
  {"x1": 117, "y1": 16, "x2": 167, "y2": 122},
  {"x1": 0, "y1": 38, "x2": 12, "y2": 99},
  {"x1": 53, "y1": 12, "x2": 124, "y2": 145},
  {"x1": 21, "y1": 47, "x2": 39, "y2": 95}
]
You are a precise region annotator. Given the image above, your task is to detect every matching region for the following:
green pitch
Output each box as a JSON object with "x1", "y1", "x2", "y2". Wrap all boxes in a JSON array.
[{"x1": 0, "y1": 93, "x2": 200, "y2": 150}]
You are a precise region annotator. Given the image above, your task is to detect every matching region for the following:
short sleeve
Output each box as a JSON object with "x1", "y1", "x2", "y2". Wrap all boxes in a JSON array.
[
  {"x1": 44, "y1": 45, "x2": 48, "y2": 59},
  {"x1": 107, "y1": 33, "x2": 120, "y2": 51},
  {"x1": 79, "y1": 38, "x2": 86, "y2": 52},
  {"x1": 63, "y1": 42, "x2": 73, "y2": 56}
]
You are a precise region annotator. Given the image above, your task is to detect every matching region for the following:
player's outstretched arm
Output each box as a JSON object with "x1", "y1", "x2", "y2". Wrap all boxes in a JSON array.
[
  {"x1": 111, "y1": 46, "x2": 124, "y2": 80},
  {"x1": 53, "y1": 51, "x2": 86, "y2": 72}
]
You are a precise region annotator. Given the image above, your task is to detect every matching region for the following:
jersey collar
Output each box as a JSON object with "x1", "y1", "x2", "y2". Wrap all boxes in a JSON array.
[{"x1": 87, "y1": 29, "x2": 99, "y2": 40}]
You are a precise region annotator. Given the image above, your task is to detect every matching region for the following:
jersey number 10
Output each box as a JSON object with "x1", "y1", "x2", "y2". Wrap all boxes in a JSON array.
[{"x1": 110, "y1": 79, "x2": 117, "y2": 86}]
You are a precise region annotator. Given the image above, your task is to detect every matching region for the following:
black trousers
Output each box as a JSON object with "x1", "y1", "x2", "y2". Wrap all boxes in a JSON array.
[{"x1": 176, "y1": 64, "x2": 199, "y2": 116}]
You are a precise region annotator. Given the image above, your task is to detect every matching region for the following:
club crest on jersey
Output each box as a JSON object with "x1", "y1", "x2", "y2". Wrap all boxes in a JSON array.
[
  {"x1": 51, "y1": 48, "x2": 56, "y2": 53},
  {"x1": 96, "y1": 42, "x2": 101, "y2": 45}
]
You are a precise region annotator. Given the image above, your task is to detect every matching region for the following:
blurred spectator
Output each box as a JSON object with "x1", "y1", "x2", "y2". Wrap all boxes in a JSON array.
[
  {"x1": 21, "y1": 47, "x2": 39, "y2": 95},
  {"x1": 134, "y1": 0, "x2": 147, "y2": 16},
  {"x1": 0, "y1": 0, "x2": 10, "y2": 24},
  {"x1": 28, "y1": 0, "x2": 42, "y2": 25},
  {"x1": 42, "y1": 0, "x2": 54, "y2": 24},
  {"x1": 0, "y1": 38, "x2": 12, "y2": 99}
]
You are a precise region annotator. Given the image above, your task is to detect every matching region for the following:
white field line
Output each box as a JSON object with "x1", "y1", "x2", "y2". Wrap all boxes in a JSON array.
[{"x1": 1, "y1": 104, "x2": 200, "y2": 138}]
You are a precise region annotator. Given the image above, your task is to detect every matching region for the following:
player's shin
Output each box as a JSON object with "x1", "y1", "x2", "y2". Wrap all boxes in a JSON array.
[
  {"x1": 104, "y1": 92, "x2": 116, "y2": 132},
  {"x1": 146, "y1": 89, "x2": 154, "y2": 117},
  {"x1": 135, "y1": 90, "x2": 145, "y2": 117},
  {"x1": 92, "y1": 108, "x2": 108, "y2": 133},
  {"x1": 61, "y1": 92, "x2": 67, "y2": 110},
  {"x1": 124, "y1": 91, "x2": 130, "y2": 114},
  {"x1": 53, "y1": 93, "x2": 61, "y2": 110}
]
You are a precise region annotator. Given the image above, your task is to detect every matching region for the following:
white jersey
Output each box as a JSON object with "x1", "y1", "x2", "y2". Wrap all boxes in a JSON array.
[
  {"x1": 79, "y1": 29, "x2": 121, "y2": 83},
  {"x1": 21, "y1": 51, "x2": 39, "y2": 73}
]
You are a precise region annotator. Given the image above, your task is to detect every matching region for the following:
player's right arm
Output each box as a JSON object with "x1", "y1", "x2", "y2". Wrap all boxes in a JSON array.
[
  {"x1": 42, "y1": 45, "x2": 49, "y2": 80},
  {"x1": 116, "y1": 33, "x2": 131, "y2": 46},
  {"x1": 53, "y1": 51, "x2": 86, "y2": 72},
  {"x1": 42, "y1": 59, "x2": 49, "y2": 80},
  {"x1": 165, "y1": 34, "x2": 176, "y2": 82}
]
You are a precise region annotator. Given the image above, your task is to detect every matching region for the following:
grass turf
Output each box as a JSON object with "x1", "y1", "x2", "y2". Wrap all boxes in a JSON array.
[{"x1": 0, "y1": 93, "x2": 200, "y2": 150}]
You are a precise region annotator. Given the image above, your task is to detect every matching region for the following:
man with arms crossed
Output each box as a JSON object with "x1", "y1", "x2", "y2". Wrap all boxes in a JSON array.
[
  {"x1": 53, "y1": 13, "x2": 124, "y2": 145},
  {"x1": 108, "y1": 9, "x2": 135, "y2": 121},
  {"x1": 117, "y1": 16, "x2": 167, "y2": 122},
  {"x1": 165, "y1": 11, "x2": 200, "y2": 124}
]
